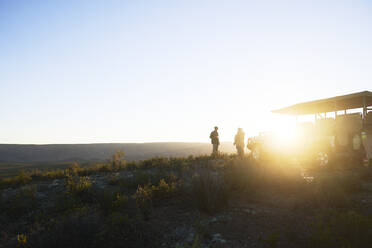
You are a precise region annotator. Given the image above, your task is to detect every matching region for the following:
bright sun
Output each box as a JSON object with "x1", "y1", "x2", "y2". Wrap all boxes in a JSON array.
[{"x1": 270, "y1": 115, "x2": 297, "y2": 145}]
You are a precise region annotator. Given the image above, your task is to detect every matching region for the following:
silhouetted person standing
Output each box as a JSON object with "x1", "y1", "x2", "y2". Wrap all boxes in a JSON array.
[
  {"x1": 234, "y1": 128, "x2": 245, "y2": 158},
  {"x1": 210, "y1": 126, "x2": 220, "y2": 155}
]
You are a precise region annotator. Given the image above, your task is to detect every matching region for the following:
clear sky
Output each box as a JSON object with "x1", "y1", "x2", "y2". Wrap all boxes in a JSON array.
[{"x1": 1, "y1": 0, "x2": 372, "y2": 144}]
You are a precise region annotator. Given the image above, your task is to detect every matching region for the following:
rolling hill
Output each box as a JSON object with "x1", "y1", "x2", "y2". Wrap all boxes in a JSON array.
[{"x1": 0, "y1": 142, "x2": 235, "y2": 163}]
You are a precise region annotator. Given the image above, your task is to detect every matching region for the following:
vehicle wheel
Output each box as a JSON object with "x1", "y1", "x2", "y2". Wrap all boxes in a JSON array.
[{"x1": 252, "y1": 147, "x2": 260, "y2": 160}]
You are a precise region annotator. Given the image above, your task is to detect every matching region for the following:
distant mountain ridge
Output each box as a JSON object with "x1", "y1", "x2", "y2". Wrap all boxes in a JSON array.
[{"x1": 0, "y1": 142, "x2": 235, "y2": 163}]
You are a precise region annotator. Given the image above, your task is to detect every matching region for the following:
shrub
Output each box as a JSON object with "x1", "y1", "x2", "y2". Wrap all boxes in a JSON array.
[
  {"x1": 107, "y1": 173, "x2": 119, "y2": 185},
  {"x1": 134, "y1": 185, "x2": 153, "y2": 220},
  {"x1": 17, "y1": 233, "x2": 28, "y2": 248},
  {"x1": 105, "y1": 211, "x2": 130, "y2": 232},
  {"x1": 358, "y1": 166, "x2": 372, "y2": 180},
  {"x1": 28, "y1": 212, "x2": 103, "y2": 248},
  {"x1": 95, "y1": 189, "x2": 116, "y2": 215},
  {"x1": 264, "y1": 164, "x2": 308, "y2": 194},
  {"x1": 35, "y1": 169, "x2": 66, "y2": 181},
  {"x1": 191, "y1": 170, "x2": 229, "y2": 214},
  {"x1": 125, "y1": 161, "x2": 138, "y2": 170},
  {"x1": 98, "y1": 212, "x2": 159, "y2": 248},
  {"x1": 309, "y1": 172, "x2": 362, "y2": 208},
  {"x1": 151, "y1": 179, "x2": 177, "y2": 200},
  {"x1": 224, "y1": 158, "x2": 307, "y2": 197},
  {"x1": 112, "y1": 193, "x2": 129, "y2": 210},
  {"x1": 4, "y1": 185, "x2": 38, "y2": 220},
  {"x1": 109, "y1": 171, "x2": 166, "y2": 189},
  {"x1": 310, "y1": 210, "x2": 372, "y2": 248},
  {"x1": 66, "y1": 176, "x2": 93, "y2": 204},
  {"x1": 259, "y1": 232, "x2": 280, "y2": 248},
  {"x1": 0, "y1": 170, "x2": 32, "y2": 189},
  {"x1": 109, "y1": 150, "x2": 126, "y2": 171},
  {"x1": 97, "y1": 164, "x2": 113, "y2": 173},
  {"x1": 67, "y1": 162, "x2": 81, "y2": 176},
  {"x1": 126, "y1": 171, "x2": 154, "y2": 188},
  {"x1": 140, "y1": 157, "x2": 170, "y2": 169},
  {"x1": 169, "y1": 157, "x2": 188, "y2": 171},
  {"x1": 224, "y1": 162, "x2": 260, "y2": 192},
  {"x1": 0, "y1": 189, "x2": 4, "y2": 206},
  {"x1": 55, "y1": 191, "x2": 83, "y2": 212},
  {"x1": 17, "y1": 170, "x2": 32, "y2": 185}
]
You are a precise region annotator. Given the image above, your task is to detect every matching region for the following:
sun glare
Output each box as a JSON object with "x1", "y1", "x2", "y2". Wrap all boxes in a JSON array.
[{"x1": 271, "y1": 115, "x2": 297, "y2": 145}]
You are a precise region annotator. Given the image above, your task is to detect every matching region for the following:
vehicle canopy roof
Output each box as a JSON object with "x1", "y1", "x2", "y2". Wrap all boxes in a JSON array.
[{"x1": 272, "y1": 91, "x2": 372, "y2": 116}]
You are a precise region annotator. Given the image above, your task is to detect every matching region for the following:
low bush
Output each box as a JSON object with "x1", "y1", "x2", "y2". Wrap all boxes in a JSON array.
[
  {"x1": 224, "y1": 162, "x2": 260, "y2": 192},
  {"x1": 31, "y1": 169, "x2": 67, "y2": 181},
  {"x1": 109, "y1": 150, "x2": 126, "y2": 171},
  {"x1": 54, "y1": 193, "x2": 78, "y2": 212},
  {"x1": 0, "y1": 190, "x2": 3, "y2": 209},
  {"x1": 309, "y1": 172, "x2": 362, "y2": 208},
  {"x1": 29, "y1": 212, "x2": 103, "y2": 248},
  {"x1": 263, "y1": 164, "x2": 308, "y2": 194},
  {"x1": 112, "y1": 193, "x2": 129, "y2": 210},
  {"x1": 310, "y1": 210, "x2": 372, "y2": 248},
  {"x1": 107, "y1": 173, "x2": 120, "y2": 185},
  {"x1": 139, "y1": 157, "x2": 170, "y2": 169},
  {"x1": 4, "y1": 185, "x2": 38, "y2": 220},
  {"x1": 17, "y1": 233, "x2": 28, "y2": 248},
  {"x1": 98, "y1": 212, "x2": 160, "y2": 248},
  {"x1": 224, "y1": 160, "x2": 307, "y2": 196},
  {"x1": 117, "y1": 170, "x2": 179, "y2": 189},
  {"x1": 0, "y1": 170, "x2": 32, "y2": 189},
  {"x1": 66, "y1": 176, "x2": 94, "y2": 204},
  {"x1": 151, "y1": 178, "x2": 177, "y2": 200},
  {"x1": 134, "y1": 184, "x2": 153, "y2": 220},
  {"x1": 27, "y1": 208, "x2": 158, "y2": 248},
  {"x1": 67, "y1": 162, "x2": 81, "y2": 176},
  {"x1": 95, "y1": 189, "x2": 116, "y2": 215},
  {"x1": 259, "y1": 231, "x2": 280, "y2": 248},
  {"x1": 191, "y1": 170, "x2": 229, "y2": 214}
]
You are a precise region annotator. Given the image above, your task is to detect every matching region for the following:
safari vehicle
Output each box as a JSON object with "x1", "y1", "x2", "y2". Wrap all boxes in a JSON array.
[{"x1": 247, "y1": 91, "x2": 372, "y2": 167}]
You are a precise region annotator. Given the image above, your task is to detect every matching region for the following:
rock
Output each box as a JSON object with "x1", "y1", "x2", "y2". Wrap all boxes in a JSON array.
[
  {"x1": 125, "y1": 173, "x2": 134, "y2": 178},
  {"x1": 35, "y1": 192, "x2": 47, "y2": 200},
  {"x1": 91, "y1": 175, "x2": 107, "y2": 189},
  {"x1": 210, "y1": 217, "x2": 218, "y2": 223},
  {"x1": 211, "y1": 159, "x2": 226, "y2": 169},
  {"x1": 243, "y1": 208, "x2": 257, "y2": 215},
  {"x1": 37, "y1": 184, "x2": 49, "y2": 192},
  {"x1": 1, "y1": 188, "x2": 16, "y2": 199},
  {"x1": 53, "y1": 179, "x2": 61, "y2": 185},
  {"x1": 211, "y1": 233, "x2": 227, "y2": 244},
  {"x1": 48, "y1": 179, "x2": 62, "y2": 188},
  {"x1": 185, "y1": 233, "x2": 195, "y2": 243}
]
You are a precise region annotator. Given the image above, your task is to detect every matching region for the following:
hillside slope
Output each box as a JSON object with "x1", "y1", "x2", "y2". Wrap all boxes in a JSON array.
[{"x1": 0, "y1": 142, "x2": 235, "y2": 163}]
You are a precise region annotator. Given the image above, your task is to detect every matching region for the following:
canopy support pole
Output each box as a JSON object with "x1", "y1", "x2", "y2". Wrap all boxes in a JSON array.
[
  {"x1": 363, "y1": 96, "x2": 367, "y2": 128},
  {"x1": 334, "y1": 101, "x2": 337, "y2": 118}
]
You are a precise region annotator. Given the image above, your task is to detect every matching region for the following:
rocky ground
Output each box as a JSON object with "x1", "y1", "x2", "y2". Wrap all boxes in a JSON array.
[{"x1": 1, "y1": 156, "x2": 372, "y2": 248}]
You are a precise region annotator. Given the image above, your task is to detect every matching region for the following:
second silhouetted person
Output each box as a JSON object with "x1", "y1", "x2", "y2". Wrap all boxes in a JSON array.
[{"x1": 234, "y1": 128, "x2": 245, "y2": 158}]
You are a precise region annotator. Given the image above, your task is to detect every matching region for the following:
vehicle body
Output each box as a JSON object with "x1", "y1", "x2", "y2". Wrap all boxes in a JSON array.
[{"x1": 248, "y1": 91, "x2": 372, "y2": 167}]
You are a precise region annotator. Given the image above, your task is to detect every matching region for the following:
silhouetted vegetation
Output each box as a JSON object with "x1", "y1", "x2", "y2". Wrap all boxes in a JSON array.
[{"x1": 1, "y1": 152, "x2": 372, "y2": 247}]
